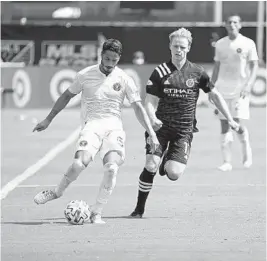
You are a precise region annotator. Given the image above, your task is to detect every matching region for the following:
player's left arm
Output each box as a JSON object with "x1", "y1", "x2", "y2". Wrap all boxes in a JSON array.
[
  {"x1": 199, "y1": 71, "x2": 239, "y2": 131},
  {"x1": 241, "y1": 41, "x2": 259, "y2": 98}
]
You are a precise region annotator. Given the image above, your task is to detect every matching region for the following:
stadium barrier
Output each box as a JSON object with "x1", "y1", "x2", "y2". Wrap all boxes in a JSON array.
[{"x1": 1, "y1": 64, "x2": 266, "y2": 108}]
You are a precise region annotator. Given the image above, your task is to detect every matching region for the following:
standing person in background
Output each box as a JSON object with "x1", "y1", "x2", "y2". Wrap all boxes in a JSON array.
[
  {"x1": 33, "y1": 39, "x2": 159, "y2": 224},
  {"x1": 211, "y1": 14, "x2": 258, "y2": 171}
]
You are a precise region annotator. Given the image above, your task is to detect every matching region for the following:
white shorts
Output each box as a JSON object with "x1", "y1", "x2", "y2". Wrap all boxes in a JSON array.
[
  {"x1": 218, "y1": 96, "x2": 250, "y2": 120},
  {"x1": 76, "y1": 118, "x2": 126, "y2": 161}
]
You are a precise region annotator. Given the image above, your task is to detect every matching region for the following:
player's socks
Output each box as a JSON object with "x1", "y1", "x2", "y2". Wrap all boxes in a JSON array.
[
  {"x1": 237, "y1": 126, "x2": 252, "y2": 168},
  {"x1": 91, "y1": 163, "x2": 118, "y2": 215},
  {"x1": 219, "y1": 131, "x2": 233, "y2": 170},
  {"x1": 131, "y1": 168, "x2": 156, "y2": 215},
  {"x1": 55, "y1": 159, "x2": 86, "y2": 197}
]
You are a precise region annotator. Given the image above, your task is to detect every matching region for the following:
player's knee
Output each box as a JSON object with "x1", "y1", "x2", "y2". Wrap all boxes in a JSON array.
[
  {"x1": 72, "y1": 159, "x2": 86, "y2": 173},
  {"x1": 75, "y1": 151, "x2": 92, "y2": 167},
  {"x1": 221, "y1": 132, "x2": 234, "y2": 147},
  {"x1": 165, "y1": 161, "x2": 186, "y2": 181},
  {"x1": 103, "y1": 163, "x2": 118, "y2": 190},
  {"x1": 145, "y1": 161, "x2": 159, "y2": 173},
  {"x1": 104, "y1": 162, "x2": 119, "y2": 177}
]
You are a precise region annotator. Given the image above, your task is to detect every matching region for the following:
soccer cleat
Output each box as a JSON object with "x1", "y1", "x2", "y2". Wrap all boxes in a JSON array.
[
  {"x1": 159, "y1": 150, "x2": 168, "y2": 176},
  {"x1": 129, "y1": 209, "x2": 143, "y2": 218},
  {"x1": 90, "y1": 212, "x2": 106, "y2": 224},
  {"x1": 34, "y1": 189, "x2": 58, "y2": 204},
  {"x1": 218, "y1": 162, "x2": 232, "y2": 172}
]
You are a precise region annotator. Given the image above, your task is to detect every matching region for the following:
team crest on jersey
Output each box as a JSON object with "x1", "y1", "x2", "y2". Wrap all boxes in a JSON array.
[
  {"x1": 113, "y1": 83, "x2": 121, "y2": 91},
  {"x1": 237, "y1": 48, "x2": 242, "y2": 53},
  {"x1": 186, "y1": 79, "x2": 195, "y2": 88}
]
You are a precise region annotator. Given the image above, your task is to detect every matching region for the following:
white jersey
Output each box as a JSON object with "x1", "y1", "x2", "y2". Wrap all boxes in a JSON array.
[
  {"x1": 214, "y1": 34, "x2": 258, "y2": 99},
  {"x1": 68, "y1": 64, "x2": 141, "y2": 125}
]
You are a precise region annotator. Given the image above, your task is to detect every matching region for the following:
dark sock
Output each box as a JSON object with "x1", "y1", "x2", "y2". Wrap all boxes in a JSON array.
[{"x1": 135, "y1": 168, "x2": 156, "y2": 213}]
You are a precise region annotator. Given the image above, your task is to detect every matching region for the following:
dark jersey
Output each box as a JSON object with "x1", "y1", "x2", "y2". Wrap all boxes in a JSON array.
[{"x1": 146, "y1": 60, "x2": 214, "y2": 134}]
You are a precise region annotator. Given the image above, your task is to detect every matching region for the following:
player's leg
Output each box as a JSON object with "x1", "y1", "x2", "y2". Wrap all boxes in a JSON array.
[
  {"x1": 34, "y1": 124, "x2": 102, "y2": 205},
  {"x1": 218, "y1": 119, "x2": 233, "y2": 171},
  {"x1": 129, "y1": 131, "x2": 168, "y2": 218},
  {"x1": 163, "y1": 135, "x2": 191, "y2": 181},
  {"x1": 234, "y1": 96, "x2": 252, "y2": 168},
  {"x1": 90, "y1": 130, "x2": 125, "y2": 224},
  {"x1": 130, "y1": 154, "x2": 162, "y2": 218}
]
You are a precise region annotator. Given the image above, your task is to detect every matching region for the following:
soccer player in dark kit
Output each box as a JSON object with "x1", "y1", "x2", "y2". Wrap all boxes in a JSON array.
[{"x1": 129, "y1": 28, "x2": 240, "y2": 218}]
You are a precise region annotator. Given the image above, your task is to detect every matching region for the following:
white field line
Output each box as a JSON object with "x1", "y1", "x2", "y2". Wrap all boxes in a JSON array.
[{"x1": 0, "y1": 128, "x2": 80, "y2": 200}]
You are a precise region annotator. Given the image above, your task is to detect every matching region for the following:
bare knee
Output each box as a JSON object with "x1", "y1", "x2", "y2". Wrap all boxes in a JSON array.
[
  {"x1": 145, "y1": 155, "x2": 161, "y2": 173},
  {"x1": 104, "y1": 162, "x2": 119, "y2": 176},
  {"x1": 74, "y1": 150, "x2": 92, "y2": 167},
  {"x1": 165, "y1": 161, "x2": 186, "y2": 181}
]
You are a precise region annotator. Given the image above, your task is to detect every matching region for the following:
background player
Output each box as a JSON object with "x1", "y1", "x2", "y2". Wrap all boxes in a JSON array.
[
  {"x1": 129, "y1": 28, "x2": 240, "y2": 218},
  {"x1": 33, "y1": 39, "x2": 159, "y2": 224},
  {"x1": 211, "y1": 15, "x2": 258, "y2": 171}
]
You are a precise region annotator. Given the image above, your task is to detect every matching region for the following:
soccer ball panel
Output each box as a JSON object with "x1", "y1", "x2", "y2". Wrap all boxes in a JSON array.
[{"x1": 64, "y1": 200, "x2": 91, "y2": 225}]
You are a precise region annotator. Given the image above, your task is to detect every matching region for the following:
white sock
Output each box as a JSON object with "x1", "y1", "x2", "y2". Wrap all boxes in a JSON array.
[
  {"x1": 55, "y1": 159, "x2": 86, "y2": 197},
  {"x1": 92, "y1": 163, "x2": 118, "y2": 215},
  {"x1": 221, "y1": 132, "x2": 234, "y2": 164},
  {"x1": 237, "y1": 127, "x2": 252, "y2": 162}
]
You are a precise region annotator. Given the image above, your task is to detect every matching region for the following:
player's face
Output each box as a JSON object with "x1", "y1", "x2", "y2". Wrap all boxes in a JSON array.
[
  {"x1": 170, "y1": 37, "x2": 190, "y2": 62},
  {"x1": 100, "y1": 50, "x2": 121, "y2": 74},
  {"x1": 226, "y1": 16, "x2": 241, "y2": 36}
]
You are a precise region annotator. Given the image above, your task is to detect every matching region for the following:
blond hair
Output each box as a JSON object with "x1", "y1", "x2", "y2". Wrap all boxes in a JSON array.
[{"x1": 169, "y1": 28, "x2": 193, "y2": 46}]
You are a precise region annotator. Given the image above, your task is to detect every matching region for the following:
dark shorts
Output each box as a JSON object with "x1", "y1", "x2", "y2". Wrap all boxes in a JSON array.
[{"x1": 145, "y1": 126, "x2": 193, "y2": 164}]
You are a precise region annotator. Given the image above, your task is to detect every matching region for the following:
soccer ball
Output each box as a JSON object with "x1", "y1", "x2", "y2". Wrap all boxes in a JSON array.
[{"x1": 64, "y1": 200, "x2": 91, "y2": 225}]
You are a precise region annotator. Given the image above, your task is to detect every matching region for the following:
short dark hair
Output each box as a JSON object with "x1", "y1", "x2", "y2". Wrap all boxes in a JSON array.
[
  {"x1": 102, "y1": 39, "x2": 122, "y2": 56},
  {"x1": 225, "y1": 14, "x2": 242, "y2": 23}
]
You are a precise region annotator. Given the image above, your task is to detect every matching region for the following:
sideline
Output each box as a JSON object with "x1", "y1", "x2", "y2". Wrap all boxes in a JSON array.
[{"x1": 0, "y1": 128, "x2": 80, "y2": 200}]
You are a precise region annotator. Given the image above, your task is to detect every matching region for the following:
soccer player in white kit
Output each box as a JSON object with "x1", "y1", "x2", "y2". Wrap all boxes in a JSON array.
[
  {"x1": 33, "y1": 39, "x2": 159, "y2": 224},
  {"x1": 211, "y1": 15, "x2": 258, "y2": 171}
]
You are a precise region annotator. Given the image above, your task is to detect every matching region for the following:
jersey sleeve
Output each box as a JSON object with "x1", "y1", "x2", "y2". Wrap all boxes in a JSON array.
[
  {"x1": 146, "y1": 68, "x2": 161, "y2": 97},
  {"x1": 68, "y1": 73, "x2": 83, "y2": 94},
  {"x1": 248, "y1": 40, "x2": 259, "y2": 61},
  {"x1": 125, "y1": 76, "x2": 141, "y2": 104},
  {"x1": 199, "y1": 71, "x2": 214, "y2": 93}
]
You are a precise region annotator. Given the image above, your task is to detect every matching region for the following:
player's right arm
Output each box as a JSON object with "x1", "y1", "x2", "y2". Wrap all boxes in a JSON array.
[
  {"x1": 145, "y1": 68, "x2": 163, "y2": 131},
  {"x1": 33, "y1": 75, "x2": 82, "y2": 132}
]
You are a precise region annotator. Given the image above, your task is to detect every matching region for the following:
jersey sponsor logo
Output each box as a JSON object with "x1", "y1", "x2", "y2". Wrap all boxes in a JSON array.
[
  {"x1": 164, "y1": 88, "x2": 193, "y2": 97},
  {"x1": 237, "y1": 48, "x2": 242, "y2": 53},
  {"x1": 147, "y1": 80, "x2": 153, "y2": 86},
  {"x1": 186, "y1": 78, "x2": 195, "y2": 88},
  {"x1": 113, "y1": 83, "x2": 121, "y2": 91}
]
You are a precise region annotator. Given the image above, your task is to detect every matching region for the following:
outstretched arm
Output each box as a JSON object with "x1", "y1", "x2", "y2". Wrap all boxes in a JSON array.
[{"x1": 33, "y1": 89, "x2": 76, "y2": 132}]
